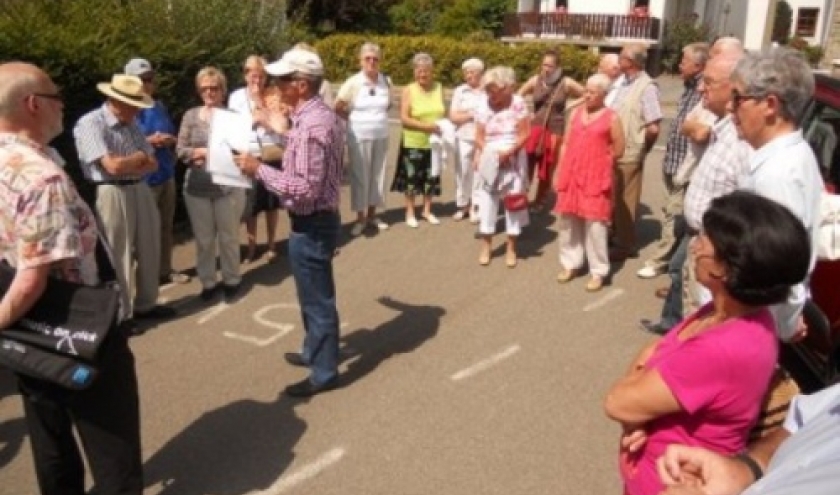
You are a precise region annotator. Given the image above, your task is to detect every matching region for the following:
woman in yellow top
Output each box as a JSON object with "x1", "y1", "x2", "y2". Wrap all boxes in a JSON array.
[{"x1": 391, "y1": 52, "x2": 446, "y2": 228}]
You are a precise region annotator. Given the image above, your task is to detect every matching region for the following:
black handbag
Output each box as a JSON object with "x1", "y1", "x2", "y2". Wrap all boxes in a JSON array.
[{"x1": 0, "y1": 237, "x2": 121, "y2": 390}]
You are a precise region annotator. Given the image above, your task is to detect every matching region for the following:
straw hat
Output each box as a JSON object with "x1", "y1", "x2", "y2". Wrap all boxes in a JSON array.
[{"x1": 96, "y1": 74, "x2": 153, "y2": 108}]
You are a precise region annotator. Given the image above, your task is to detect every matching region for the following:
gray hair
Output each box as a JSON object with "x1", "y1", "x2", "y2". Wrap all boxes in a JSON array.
[
  {"x1": 622, "y1": 43, "x2": 648, "y2": 68},
  {"x1": 0, "y1": 63, "x2": 41, "y2": 118},
  {"x1": 731, "y1": 47, "x2": 814, "y2": 123},
  {"x1": 360, "y1": 42, "x2": 381, "y2": 58},
  {"x1": 412, "y1": 52, "x2": 434, "y2": 68},
  {"x1": 683, "y1": 42, "x2": 710, "y2": 67},
  {"x1": 462, "y1": 58, "x2": 485, "y2": 72},
  {"x1": 481, "y1": 66, "x2": 516, "y2": 89},
  {"x1": 586, "y1": 73, "x2": 612, "y2": 93},
  {"x1": 712, "y1": 37, "x2": 744, "y2": 58}
]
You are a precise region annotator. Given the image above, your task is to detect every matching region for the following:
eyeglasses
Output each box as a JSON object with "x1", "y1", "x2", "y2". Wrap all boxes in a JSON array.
[
  {"x1": 364, "y1": 56, "x2": 379, "y2": 62},
  {"x1": 199, "y1": 85, "x2": 220, "y2": 93},
  {"x1": 32, "y1": 92, "x2": 63, "y2": 103},
  {"x1": 731, "y1": 89, "x2": 764, "y2": 109}
]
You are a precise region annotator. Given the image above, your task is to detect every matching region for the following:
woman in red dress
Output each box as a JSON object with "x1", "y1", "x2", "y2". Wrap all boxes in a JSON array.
[{"x1": 555, "y1": 73, "x2": 625, "y2": 291}]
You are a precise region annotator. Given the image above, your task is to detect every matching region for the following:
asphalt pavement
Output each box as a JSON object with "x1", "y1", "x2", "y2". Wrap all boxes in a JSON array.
[{"x1": 0, "y1": 78, "x2": 685, "y2": 495}]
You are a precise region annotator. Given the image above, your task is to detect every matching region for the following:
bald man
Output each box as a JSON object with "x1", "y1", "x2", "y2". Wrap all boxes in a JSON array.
[{"x1": 0, "y1": 62, "x2": 143, "y2": 495}]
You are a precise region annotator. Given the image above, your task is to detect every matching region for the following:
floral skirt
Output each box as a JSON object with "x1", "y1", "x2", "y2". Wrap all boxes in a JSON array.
[{"x1": 390, "y1": 146, "x2": 441, "y2": 197}]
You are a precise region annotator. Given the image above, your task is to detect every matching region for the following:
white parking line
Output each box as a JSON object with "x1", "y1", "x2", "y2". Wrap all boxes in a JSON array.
[
  {"x1": 583, "y1": 288, "x2": 625, "y2": 312},
  {"x1": 196, "y1": 303, "x2": 231, "y2": 324},
  {"x1": 245, "y1": 447, "x2": 346, "y2": 494},
  {"x1": 451, "y1": 344, "x2": 521, "y2": 382}
]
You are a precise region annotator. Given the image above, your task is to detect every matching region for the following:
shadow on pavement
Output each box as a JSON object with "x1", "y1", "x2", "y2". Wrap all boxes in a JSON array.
[
  {"x1": 143, "y1": 396, "x2": 305, "y2": 495},
  {"x1": 0, "y1": 370, "x2": 26, "y2": 471},
  {"x1": 340, "y1": 297, "x2": 445, "y2": 386}
]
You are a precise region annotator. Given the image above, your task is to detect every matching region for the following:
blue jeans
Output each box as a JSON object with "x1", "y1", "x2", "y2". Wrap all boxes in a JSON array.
[
  {"x1": 288, "y1": 211, "x2": 340, "y2": 385},
  {"x1": 660, "y1": 234, "x2": 688, "y2": 329}
]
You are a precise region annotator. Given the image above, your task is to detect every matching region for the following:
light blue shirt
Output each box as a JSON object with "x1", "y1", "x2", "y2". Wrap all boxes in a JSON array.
[
  {"x1": 742, "y1": 384, "x2": 840, "y2": 495},
  {"x1": 73, "y1": 104, "x2": 154, "y2": 183},
  {"x1": 739, "y1": 130, "x2": 824, "y2": 340}
]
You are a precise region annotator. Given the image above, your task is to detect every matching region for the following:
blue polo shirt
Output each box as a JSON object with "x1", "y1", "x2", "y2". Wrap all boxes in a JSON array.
[{"x1": 135, "y1": 100, "x2": 176, "y2": 186}]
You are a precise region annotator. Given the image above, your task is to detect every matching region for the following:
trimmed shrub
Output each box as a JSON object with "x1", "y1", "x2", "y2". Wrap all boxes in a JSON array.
[{"x1": 315, "y1": 34, "x2": 599, "y2": 87}]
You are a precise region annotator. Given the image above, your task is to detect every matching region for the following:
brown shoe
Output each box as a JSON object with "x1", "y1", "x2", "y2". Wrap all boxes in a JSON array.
[
  {"x1": 655, "y1": 286, "x2": 670, "y2": 299},
  {"x1": 586, "y1": 276, "x2": 604, "y2": 292},
  {"x1": 556, "y1": 267, "x2": 577, "y2": 283}
]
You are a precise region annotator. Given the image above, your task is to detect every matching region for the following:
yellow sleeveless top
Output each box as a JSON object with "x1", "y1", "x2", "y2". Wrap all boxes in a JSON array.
[{"x1": 402, "y1": 82, "x2": 445, "y2": 149}]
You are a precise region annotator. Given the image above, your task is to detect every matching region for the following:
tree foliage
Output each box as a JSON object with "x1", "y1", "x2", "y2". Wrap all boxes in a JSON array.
[
  {"x1": 660, "y1": 16, "x2": 713, "y2": 73},
  {"x1": 772, "y1": 0, "x2": 793, "y2": 44}
]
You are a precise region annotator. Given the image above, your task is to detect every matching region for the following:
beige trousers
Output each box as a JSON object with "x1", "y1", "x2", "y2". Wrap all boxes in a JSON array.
[
  {"x1": 184, "y1": 189, "x2": 246, "y2": 289},
  {"x1": 612, "y1": 159, "x2": 645, "y2": 253},
  {"x1": 150, "y1": 179, "x2": 176, "y2": 277},
  {"x1": 644, "y1": 175, "x2": 685, "y2": 271},
  {"x1": 558, "y1": 214, "x2": 610, "y2": 277},
  {"x1": 96, "y1": 183, "x2": 161, "y2": 316}
]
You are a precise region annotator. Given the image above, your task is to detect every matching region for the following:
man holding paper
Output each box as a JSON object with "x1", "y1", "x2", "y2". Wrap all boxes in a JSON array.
[{"x1": 235, "y1": 48, "x2": 346, "y2": 398}]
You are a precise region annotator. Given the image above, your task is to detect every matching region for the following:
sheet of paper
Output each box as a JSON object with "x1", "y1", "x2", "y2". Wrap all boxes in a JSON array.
[{"x1": 206, "y1": 109, "x2": 255, "y2": 188}]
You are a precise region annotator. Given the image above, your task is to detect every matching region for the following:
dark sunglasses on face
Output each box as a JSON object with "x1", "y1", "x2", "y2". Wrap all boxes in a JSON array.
[
  {"x1": 32, "y1": 92, "x2": 63, "y2": 103},
  {"x1": 364, "y1": 56, "x2": 379, "y2": 62},
  {"x1": 200, "y1": 85, "x2": 220, "y2": 93},
  {"x1": 731, "y1": 89, "x2": 764, "y2": 109}
]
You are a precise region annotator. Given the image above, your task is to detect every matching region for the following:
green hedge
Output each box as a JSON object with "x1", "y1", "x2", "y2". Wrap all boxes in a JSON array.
[{"x1": 315, "y1": 34, "x2": 599, "y2": 87}]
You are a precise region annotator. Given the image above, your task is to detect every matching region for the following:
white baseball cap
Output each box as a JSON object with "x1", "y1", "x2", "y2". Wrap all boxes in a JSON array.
[
  {"x1": 266, "y1": 48, "x2": 324, "y2": 77},
  {"x1": 124, "y1": 58, "x2": 154, "y2": 77}
]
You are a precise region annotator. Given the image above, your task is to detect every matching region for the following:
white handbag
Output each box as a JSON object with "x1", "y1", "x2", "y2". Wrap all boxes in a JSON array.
[{"x1": 818, "y1": 192, "x2": 840, "y2": 260}]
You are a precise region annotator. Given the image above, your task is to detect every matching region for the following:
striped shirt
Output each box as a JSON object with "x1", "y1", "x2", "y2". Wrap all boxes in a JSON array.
[
  {"x1": 683, "y1": 115, "x2": 752, "y2": 231},
  {"x1": 662, "y1": 74, "x2": 703, "y2": 175},
  {"x1": 73, "y1": 104, "x2": 154, "y2": 183},
  {"x1": 257, "y1": 97, "x2": 345, "y2": 215}
]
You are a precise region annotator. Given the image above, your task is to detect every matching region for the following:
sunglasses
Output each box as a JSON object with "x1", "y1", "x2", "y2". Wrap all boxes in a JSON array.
[
  {"x1": 731, "y1": 89, "x2": 764, "y2": 109},
  {"x1": 369, "y1": 88, "x2": 376, "y2": 96},
  {"x1": 32, "y1": 92, "x2": 63, "y2": 103},
  {"x1": 199, "y1": 85, "x2": 220, "y2": 93},
  {"x1": 364, "y1": 56, "x2": 379, "y2": 62}
]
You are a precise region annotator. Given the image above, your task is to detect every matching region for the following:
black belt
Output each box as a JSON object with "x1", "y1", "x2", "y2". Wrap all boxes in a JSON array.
[
  {"x1": 98, "y1": 179, "x2": 141, "y2": 186},
  {"x1": 289, "y1": 209, "x2": 337, "y2": 219}
]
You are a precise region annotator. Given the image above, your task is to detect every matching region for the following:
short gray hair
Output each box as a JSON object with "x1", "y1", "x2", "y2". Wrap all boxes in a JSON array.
[
  {"x1": 481, "y1": 66, "x2": 516, "y2": 89},
  {"x1": 586, "y1": 73, "x2": 612, "y2": 93},
  {"x1": 412, "y1": 52, "x2": 434, "y2": 68},
  {"x1": 622, "y1": 43, "x2": 648, "y2": 68},
  {"x1": 0, "y1": 63, "x2": 40, "y2": 118},
  {"x1": 462, "y1": 58, "x2": 485, "y2": 72},
  {"x1": 731, "y1": 47, "x2": 814, "y2": 123},
  {"x1": 683, "y1": 42, "x2": 710, "y2": 67},
  {"x1": 712, "y1": 37, "x2": 744, "y2": 58},
  {"x1": 360, "y1": 42, "x2": 381, "y2": 58}
]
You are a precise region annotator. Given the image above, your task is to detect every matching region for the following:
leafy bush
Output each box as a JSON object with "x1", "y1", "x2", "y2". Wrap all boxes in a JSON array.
[
  {"x1": 315, "y1": 34, "x2": 599, "y2": 87},
  {"x1": 0, "y1": 0, "x2": 292, "y2": 201},
  {"x1": 788, "y1": 36, "x2": 825, "y2": 67},
  {"x1": 660, "y1": 16, "x2": 713, "y2": 73}
]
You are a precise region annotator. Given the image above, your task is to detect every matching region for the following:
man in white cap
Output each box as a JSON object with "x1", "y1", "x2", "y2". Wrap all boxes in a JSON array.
[
  {"x1": 74, "y1": 73, "x2": 176, "y2": 332},
  {"x1": 236, "y1": 47, "x2": 346, "y2": 397},
  {"x1": 124, "y1": 57, "x2": 190, "y2": 286}
]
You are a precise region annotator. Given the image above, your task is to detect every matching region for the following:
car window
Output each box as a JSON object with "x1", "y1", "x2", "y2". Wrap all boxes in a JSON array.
[{"x1": 803, "y1": 102, "x2": 840, "y2": 186}]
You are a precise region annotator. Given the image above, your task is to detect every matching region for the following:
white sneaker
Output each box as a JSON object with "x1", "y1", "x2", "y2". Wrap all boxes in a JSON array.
[
  {"x1": 406, "y1": 216, "x2": 419, "y2": 228},
  {"x1": 370, "y1": 218, "x2": 389, "y2": 231},
  {"x1": 636, "y1": 265, "x2": 662, "y2": 279},
  {"x1": 452, "y1": 209, "x2": 467, "y2": 221},
  {"x1": 423, "y1": 213, "x2": 440, "y2": 225}
]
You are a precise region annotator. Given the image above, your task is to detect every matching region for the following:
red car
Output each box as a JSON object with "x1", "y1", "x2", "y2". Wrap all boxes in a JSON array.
[{"x1": 781, "y1": 72, "x2": 840, "y2": 392}]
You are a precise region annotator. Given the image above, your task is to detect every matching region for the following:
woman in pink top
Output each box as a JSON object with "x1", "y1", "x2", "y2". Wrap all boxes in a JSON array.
[{"x1": 604, "y1": 191, "x2": 812, "y2": 495}]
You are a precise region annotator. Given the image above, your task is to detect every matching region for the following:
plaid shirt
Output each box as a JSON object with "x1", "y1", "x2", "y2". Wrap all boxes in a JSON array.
[
  {"x1": 73, "y1": 104, "x2": 154, "y2": 183},
  {"x1": 683, "y1": 115, "x2": 752, "y2": 231},
  {"x1": 662, "y1": 74, "x2": 703, "y2": 175},
  {"x1": 257, "y1": 97, "x2": 345, "y2": 215}
]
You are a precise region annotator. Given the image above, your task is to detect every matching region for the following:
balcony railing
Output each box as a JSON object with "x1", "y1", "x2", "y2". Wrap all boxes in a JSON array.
[{"x1": 502, "y1": 13, "x2": 661, "y2": 41}]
